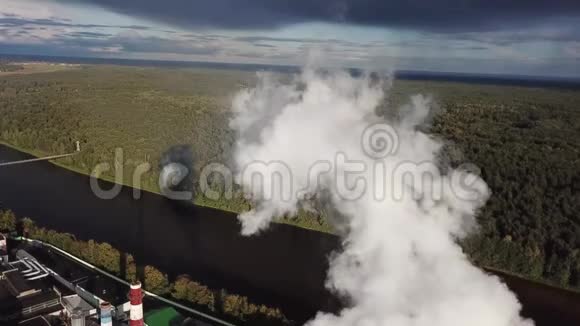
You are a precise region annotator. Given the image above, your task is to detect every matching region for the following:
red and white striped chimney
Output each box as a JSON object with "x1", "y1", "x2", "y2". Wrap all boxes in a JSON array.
[{"x1": 129, "y1": 281, "x2": 144, "y2": 326}]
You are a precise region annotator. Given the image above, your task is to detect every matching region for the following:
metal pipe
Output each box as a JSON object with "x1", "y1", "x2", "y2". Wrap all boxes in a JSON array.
[
  {"x1": 17, "y1": 259, "x2": 34, "y2": 273},
  {"x1": 23, "y1": 260, "x2": 48, "y2": 278},
  {"x1": 23, "y1": 260, "x2": 42, "y2": 277},
  {"x1": 27, "y1": 272, "x2": 49, "y2": 280},
  {"x1": 27, "y1": 261, "x2": 49, "y2": 280}
]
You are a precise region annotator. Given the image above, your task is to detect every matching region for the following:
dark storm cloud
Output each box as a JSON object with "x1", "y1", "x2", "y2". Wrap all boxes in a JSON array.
[{"x1": 65, "y1": 0, "x2": 580, "y2": 31}]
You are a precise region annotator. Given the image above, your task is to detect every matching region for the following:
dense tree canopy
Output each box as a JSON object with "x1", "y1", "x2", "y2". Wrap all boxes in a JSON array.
[{"x1": 0, "y1": 66, "x2": 578, "y2": 291}]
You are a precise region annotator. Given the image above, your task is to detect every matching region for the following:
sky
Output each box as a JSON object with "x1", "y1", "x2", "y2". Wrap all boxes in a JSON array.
[{"x1": 0, "y1": 0, "x2": 579, "y2": 77}]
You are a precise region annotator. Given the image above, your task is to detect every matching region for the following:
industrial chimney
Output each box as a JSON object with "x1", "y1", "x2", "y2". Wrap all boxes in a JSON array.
[
  {"x1": 71, "y1": 307, "x2": 85, "y2": 326},
  {"x1": 100, "y1": 301, "x2": 113, "y2": 326},
  {"x1": 129, "y1": 281, "x2": 144, "y2": 326}
]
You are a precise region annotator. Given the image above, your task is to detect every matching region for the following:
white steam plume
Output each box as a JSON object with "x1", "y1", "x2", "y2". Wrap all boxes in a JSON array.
[{"x1": 230, "y1": 69, "x2": 533, "y2": 326}]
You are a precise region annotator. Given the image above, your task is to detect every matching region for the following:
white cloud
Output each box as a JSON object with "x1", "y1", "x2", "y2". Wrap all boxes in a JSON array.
[{"x1": 0, "y1": 0, "x2": 57, "y2": 20}]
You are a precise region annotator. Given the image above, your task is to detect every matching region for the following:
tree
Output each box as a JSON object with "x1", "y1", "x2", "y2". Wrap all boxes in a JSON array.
[
  {"x1": 144, "y1": 266, "x2": 169, "y2": 295},
  {"x1": 172, "y1": 276, "x2": 190, "y2": 300},
  {"x1": 125, "y1": 254, "x2": 137, "y2": 282},
  {"x1": 185, "y1": 280, "x2": 214, "y2": 310},
  {"x1": 21, "y1": 217, "x2": 36, "y2": 236},
  {"x1": 0, "y1": 210, "x2": 16, "y2": 232},
  {"x1": 172, "y1": 275, "x2": 215, "y2": 310},
  {"x1": 95, "y1": 242, "x2": 120, "y2": 273}
]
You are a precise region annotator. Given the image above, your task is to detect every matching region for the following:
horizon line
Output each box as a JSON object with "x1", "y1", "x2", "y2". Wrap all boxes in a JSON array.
[{"x1": 2, "y1": 52, "x2": 580, "y2": 84}]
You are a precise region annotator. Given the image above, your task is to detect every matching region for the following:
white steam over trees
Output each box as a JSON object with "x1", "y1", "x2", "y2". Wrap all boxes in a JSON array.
[{"x1": 230, "y1": 69, "x2": 533, "y2": 326}]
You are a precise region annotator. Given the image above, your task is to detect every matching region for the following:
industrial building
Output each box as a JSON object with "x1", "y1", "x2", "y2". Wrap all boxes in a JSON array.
[
  {"x1": 1, "y1": 232, "x2": 217, "y2": 326},
  {"x1": 0, "y1": 233, "x2": 146, "y2": 326},
  {"x1": 0, "y1": 255, "x2": 64, "y2": 323}
]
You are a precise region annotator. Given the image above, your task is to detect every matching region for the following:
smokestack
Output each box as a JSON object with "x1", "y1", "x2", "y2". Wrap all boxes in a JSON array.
[
  {"x1": 100, "y1": 302, "x2": 113, "y2": 326},
  {"x1": 129, "y1": 281, "x2": 144, "y2": 326},
  {"x1": 71, "y1": 307, "x2": 85, "y2": 326}
]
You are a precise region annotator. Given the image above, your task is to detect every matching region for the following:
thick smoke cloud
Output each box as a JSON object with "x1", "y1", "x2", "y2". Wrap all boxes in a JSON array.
[
  {"x1": 229, "y1": 69, "x2": 533, "y2": 326},
  {"x1": 63, "y1": 0, "x2": 580, "y2": 31}
]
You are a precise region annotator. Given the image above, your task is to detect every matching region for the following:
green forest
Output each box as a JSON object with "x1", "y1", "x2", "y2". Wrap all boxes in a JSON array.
[{"x1": 0, "y1": 65, "x2": 578, "y2": 291}]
